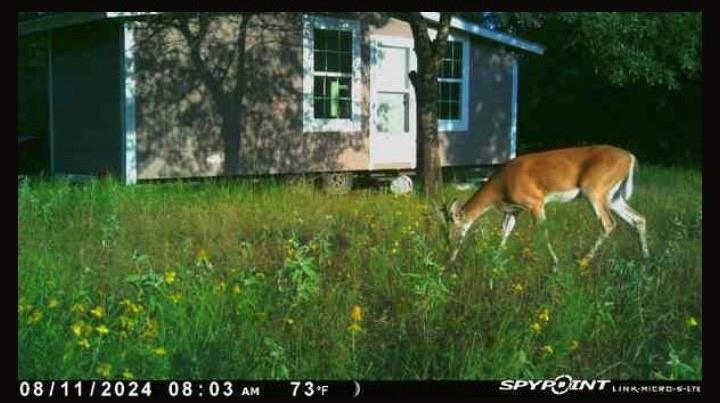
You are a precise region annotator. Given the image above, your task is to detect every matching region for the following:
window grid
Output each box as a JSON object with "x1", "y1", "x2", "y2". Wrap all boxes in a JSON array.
[
  {"x1": 438, "y1": 41, "x2": 463, "y2": 121},
  {"x1": 313, "y1": 28, "x2": 353, "y2": 119}
]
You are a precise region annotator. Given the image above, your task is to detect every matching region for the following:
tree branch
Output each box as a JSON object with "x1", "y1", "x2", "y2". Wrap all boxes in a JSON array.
[
  {"x1": 233, "y1": 13, "x2": 252, "y2": 103},
  {"x1": 432, "y1": 13, "x2": 452, "y2": 63}
]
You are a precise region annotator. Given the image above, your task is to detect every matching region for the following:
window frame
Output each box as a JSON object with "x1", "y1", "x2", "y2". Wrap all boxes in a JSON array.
[
  {"x1": 432, "y1": 32, "x2": 470, "y2": 133},
  {"x1": 302, "y1": 14, "x2": 361, "y2": 133}
]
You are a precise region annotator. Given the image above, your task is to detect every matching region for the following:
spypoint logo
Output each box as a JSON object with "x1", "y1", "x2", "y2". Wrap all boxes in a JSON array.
[{"x1": 499, "y1": 375, "x2": 611, "y2": 395}]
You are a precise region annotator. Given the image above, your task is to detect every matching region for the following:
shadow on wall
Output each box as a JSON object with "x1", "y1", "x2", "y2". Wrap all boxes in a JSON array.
[
  {"x1": 440, "y1": 44, "x2": 515, "y2": 166},
  {"x1": 133, "y1": 12, "x2": 391, "y2": 180}
]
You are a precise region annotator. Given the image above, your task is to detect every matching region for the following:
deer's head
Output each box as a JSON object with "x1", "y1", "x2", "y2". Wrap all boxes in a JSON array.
[{"x1": 445, "y1": 199, "x2": 473, "y2": 262}]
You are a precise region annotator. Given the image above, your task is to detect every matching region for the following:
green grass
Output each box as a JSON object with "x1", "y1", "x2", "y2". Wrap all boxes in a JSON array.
[{"x1": 18, "y1": 165, "x2": 702, "y2": 380}]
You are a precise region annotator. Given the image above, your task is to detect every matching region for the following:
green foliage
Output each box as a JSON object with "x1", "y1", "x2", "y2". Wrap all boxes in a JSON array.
[
  {"x1": 557, "y1": 12, "x2": 701, "y2": 90},
  {"x1": 18, "y1": 168, "x2": 701, "y2": 379}
]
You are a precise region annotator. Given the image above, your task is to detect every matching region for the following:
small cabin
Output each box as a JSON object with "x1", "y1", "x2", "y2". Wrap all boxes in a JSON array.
[{"x1": 18, "y1": 12, "x2": 544, "y2": 185}]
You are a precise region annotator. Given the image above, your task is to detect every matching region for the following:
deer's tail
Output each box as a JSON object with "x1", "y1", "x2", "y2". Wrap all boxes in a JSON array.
[{"x1": 622, "y1": 153, "x2": 637, "y2": 201}]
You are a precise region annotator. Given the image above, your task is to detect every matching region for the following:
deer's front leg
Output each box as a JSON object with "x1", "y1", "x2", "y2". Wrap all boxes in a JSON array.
[{"x1": 499, "y1": 212, "x2": 518, "y2": 249}]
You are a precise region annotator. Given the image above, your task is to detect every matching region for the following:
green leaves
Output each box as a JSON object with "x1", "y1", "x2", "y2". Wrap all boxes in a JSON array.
[{"x1": 557, "y1": 12, "x2": 701, "y2": 90}]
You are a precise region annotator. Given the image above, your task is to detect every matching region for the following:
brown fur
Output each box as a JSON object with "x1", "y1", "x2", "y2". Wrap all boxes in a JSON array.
[{"x1": 448, "y1": 145, "x2": 647, "y2": 262}]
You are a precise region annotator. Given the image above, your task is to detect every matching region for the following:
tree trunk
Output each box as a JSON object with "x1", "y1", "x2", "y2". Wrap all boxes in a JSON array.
[
  {"x1": 221, "y1": 110, "x2": 241, "y2": 175},
  {"x1": 406, "y1": 12, "x2": 450, "y2": 200},
  {"x1": 418, "y1": 71, "x2": 443, "y2": 199}
]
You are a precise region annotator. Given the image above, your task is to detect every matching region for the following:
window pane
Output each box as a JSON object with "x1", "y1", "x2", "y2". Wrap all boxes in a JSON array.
[
  {"x1": 338, "y1": 77, "x2": 351, "y2": 98},
  {"x1": 340, "y1": 52, "x2": 352, "y2": 73},
  {"x1": 327, "y1": 30, "x2": 339, "y2": 50},
  {"x1": 324, "y1": 99, "x2": 332, "y2": 119},
  {"x1": 314, "y1": 29, "x2": 326, "y2": 50},
  {"x1": 340, "y1": 31, "x2": 352, "y2": 52},
  {"x1": 314, "y1": 51, "x2": 326, "y2": 72},
  {"x1": 314, "y1": 98, "x2": 325, "y2": 118},
  {"x1": 440, "y1": 83, "x2": 450, "y2": 101},
  {"x1": 314, "y1": 76, "x2": 324, "y2": 97},
  {"x1": 450, "y1": 102, "x2": 459, "y2": 120},
  {"x1": 327, "y1": 52, "x2": 339, "y2": 72}
]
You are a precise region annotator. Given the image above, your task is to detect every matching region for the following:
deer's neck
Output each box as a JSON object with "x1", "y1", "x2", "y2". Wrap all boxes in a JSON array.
[{"x1": 462, "y1": 177, "x2": 503, "y2": 223}]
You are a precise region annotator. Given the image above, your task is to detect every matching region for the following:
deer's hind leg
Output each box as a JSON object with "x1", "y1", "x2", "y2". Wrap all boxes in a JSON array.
[
  {"x1": 609, "y1": 194, "x2": 650, "y2": 259},
  {"x1": 525, "y1": 201, "x2": 559, "y2": 266},
  {"x1": 583, "y1": 189, "x2": 617, "y2": 261}
]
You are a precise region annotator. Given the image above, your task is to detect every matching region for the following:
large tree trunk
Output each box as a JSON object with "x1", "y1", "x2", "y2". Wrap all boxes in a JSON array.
[
  {"x1": 406, "y1": 12, "x2": 450, "y2": 200},
  {"x1": 417, "y1": 68, "x2": 443, "y2": 199}
]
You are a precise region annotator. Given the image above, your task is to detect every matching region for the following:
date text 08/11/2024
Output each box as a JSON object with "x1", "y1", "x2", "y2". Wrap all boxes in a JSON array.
[{"x1": 18, "y1": 381, "x2": 266, "y2": 398}]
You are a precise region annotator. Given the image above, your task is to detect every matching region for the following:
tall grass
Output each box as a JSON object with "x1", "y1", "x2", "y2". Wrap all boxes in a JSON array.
[{"x1": 18, "y1": 165, "x2": 701, "y2": 380}]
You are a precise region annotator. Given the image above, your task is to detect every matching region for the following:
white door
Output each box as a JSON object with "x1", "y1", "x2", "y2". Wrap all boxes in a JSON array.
[{"x1": 370, "y1": 36, "x2": 417, "y2": 169}]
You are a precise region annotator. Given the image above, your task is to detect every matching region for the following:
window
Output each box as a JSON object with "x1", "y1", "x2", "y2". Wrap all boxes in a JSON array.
[
  {"x1": 303, "y1": 15, "x2": 361, "y2": 133},
  {"x1": 434, "y1": 35, "x2": 469, "y2": 132},
  {"x1": 312, "y1": 29, "x2": 352, "y2": 119},
  {"x1": 438, "y1": 41, "x2": 463, "y2": 120}
]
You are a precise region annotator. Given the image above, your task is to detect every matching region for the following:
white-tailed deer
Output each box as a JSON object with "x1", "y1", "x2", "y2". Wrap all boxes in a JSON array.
[{"x1": 446, "y1": 145, "x2": 649, "y2": 263}]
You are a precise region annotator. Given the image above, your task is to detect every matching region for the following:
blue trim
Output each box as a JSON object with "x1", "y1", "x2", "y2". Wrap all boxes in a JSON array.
[
  {"x1": 510, "y1": 58, "x2": 518, "y2": 159},
  {"x1": 122, "y1": 22, "x2": 137, "y2": 185},
  {"x1": 421, "y1": 12, "x2": 544, "y2": 56}
]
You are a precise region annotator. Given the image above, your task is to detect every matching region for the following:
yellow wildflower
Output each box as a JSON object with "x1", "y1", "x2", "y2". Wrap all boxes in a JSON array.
[
  {"x1": 48, "y1": 298, "x2": 60, "y2": 309},
  {"x1": 71, "y1": 322, "x2": 84, "y2": 337},
  {"x1": 169, "y1": 293, "x2": 182, "y2": 303},
  {"x1": 96, "y1": 324, "x2": 110, "y2": 335},
  {"x1": 511, "y1": 283, "x2": 524, "y2": 294},
  {"x1": 214, "y1": 281, "x2": 226, "y2": 293},
  {"x1": 97, "y1": 363, "x2": 112, "y2": 378},
  {"x1": 129, "y1": 302, "x2": 143, "y2": 314},
  {"x1": 151, "y1": 346, "x2": 167, "y2": 356},
  {"x1": 122, "y1": 368, "x2": 134, "y2": 380},
  {"x1": 538, "y1": 308, "x2": 550, "y2": 323},
  {"x1": 90, "y1": 306, "x2": 105, "y2": 319},
  {"x1": 164, "y1": 271, "x2": 176, "y2": 285},
  {"x1": 542, "y1": 345, "x2": 554, "y2": 355},
  {"x1": 119, "y1": 316, "x2": 136, "y2": 330},
  {"x1": 530, "y1": 322, "x2": 542, "y2": 335},
  {"x1": 348, "y1": 322, "x2": 363, "y2": 334},
  {"x1": 350, "y1": 305, "x2": 363, "y2": 322},
  {"x1": 570, "y1": 340, "x2": 580, "y2": 351},
  {"x1": 577, "y1": 258, "x2": 590, "y2": 270},
  {"x1": 686, "y1": 316, "x2": 699, "y2": 327},
  {"x1": 77, "y1": 338, "x2": 90, "y2": 349},
  {"x1": 232, "y1": 284, "x2": 242, "y2": 294},
  {"x1": 142, "y1": 319, "x2": 158, "y2": 339},
  {"x1": 28, "y1": 309, "x2": 43, "y2": 324}
]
